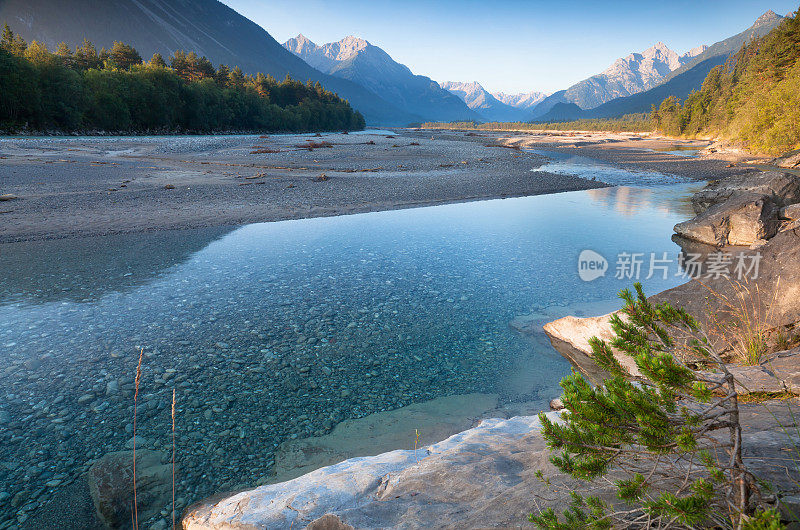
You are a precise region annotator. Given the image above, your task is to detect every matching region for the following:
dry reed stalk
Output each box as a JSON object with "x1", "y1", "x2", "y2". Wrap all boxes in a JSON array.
[
  {"x1": 171, "y1": 388, "x2": 176, "y2": 530},
  {"x1": 700, "y1": 278, "x2": 779, "y2": 365},
  {"x1": 133, "y1": 347, "x2": 143, "y2": 530}
]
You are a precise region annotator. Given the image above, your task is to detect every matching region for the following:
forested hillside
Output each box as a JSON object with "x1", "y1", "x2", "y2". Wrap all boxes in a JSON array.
[
  {"x1": 0, "y1": 26, "x2": 365, "y2": 134},
  {"x1": 652, "y1": 7, "x2": 800, "y2": 155}
]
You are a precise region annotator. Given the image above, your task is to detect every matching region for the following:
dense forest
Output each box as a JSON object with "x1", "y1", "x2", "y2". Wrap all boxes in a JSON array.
[
  {"x1": 652, "y1": 7, "x2": 800, "y2": 155},
  {"x1": 0, "y1": 25, "x2": 365, "y2": 134},
  {"x1": 420, "y1": 114, "x2": 651, "y2": 133}
]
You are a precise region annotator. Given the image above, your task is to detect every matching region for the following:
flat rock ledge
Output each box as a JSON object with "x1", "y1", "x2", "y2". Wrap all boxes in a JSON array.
[
  {"x1": 543, "y1": 309, "x2": 800, "y2": 394},
  {"x1": 182, "y1": 413, "x2": 563, "y2": 529}
]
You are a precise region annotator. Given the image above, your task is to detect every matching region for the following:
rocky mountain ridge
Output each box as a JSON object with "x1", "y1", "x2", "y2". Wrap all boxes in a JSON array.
[{"x1": 284, "y1": 34, "x2": 480, "y2": 123}]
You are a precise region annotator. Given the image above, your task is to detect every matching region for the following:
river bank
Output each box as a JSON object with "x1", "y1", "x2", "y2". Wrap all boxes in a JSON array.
[{"x1": 0, "y1": 129, "x2": 749, "y2": 243}]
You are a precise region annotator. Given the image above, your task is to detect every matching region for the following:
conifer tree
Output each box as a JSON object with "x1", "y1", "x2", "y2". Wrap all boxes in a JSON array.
[
  {"x1": 74, "y1": 39, "x2": 101, "y2": 70},
  {"x1": 108, "y1": 41, "x2": 141, "y2": 70},
  {"x1": 532, "y1": 283, "x2": 781, "y2": 529},
  {"x1": 148, "y1": 53, "x2": 167, "y2": 68},
  {"x1": 0, "y1": 23, "x2": 27, "y2": 56}
]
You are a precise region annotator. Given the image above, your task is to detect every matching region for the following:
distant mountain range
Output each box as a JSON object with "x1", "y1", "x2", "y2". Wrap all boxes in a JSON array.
[
  {"x1": 531, "y1": 10, "x2": 784, "y2": 122},
  {"x1": 0, "y1": 1, "x2": 786, "y2": 127},
  {"x1": 439, "y1": 81, "x2": 533, "y2": 122},
  {"x1": 0, "y1": 0, "x2": 419, "y2": 125},
  {"x1": 492, "y1": 91, "x2": 547, "y2": 111},
  {"x1": 283, "y1": 35, "x2": 479, "y2": 123},
  {"x1": 529, "y1": 42, "x2": 708, "y2": 119},
  {"x1": 564, "y1": 42, "x2": 707, "y2": 109}
]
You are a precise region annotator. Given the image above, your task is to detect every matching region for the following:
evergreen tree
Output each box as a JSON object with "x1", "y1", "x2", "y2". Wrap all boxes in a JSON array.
[
  {"x1": 228, "y1": 66, "x2": 245, "y2": 90},
  {"x1": 0, "y1": 23, "x2": 27, "y2": 56},
  {"x1": 55, "y1": 42, "x2": 74, "y2": 68},
  {"x1": 148, "y1": 53, "x2": 167, "y2": 68},
  {"x1": 108, "y1": 41, "x2": 141, "y2": 70},
  {"x1": 74, "y1": 39, "x2": 101, "y2": 70},
  {"x1": 532, "y1": 284, "x2": 782, "y2": 529},
  {"x1": 214, "y1": 64, "x2": 230, "y2": 87}
]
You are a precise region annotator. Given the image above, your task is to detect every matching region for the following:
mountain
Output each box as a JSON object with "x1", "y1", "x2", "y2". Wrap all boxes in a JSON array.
[
  {"x1": 0, "y1": 0, "x2": 417, "y2": 125},
  {"x1": 284, "y1": 35, "x2": 480, "y2": 123},
  {"x1": 492, "y1": 91, "x2": 547, "y2": 111},
  {"x1": 535, "y1": 103, "x2": 585, "y2": 123},
  {"x1": 439, "y1": 81, "x2": 528, "y2": 122},
  {"x1": 530, "y1": 10, "x2": 784, "y2": 122},
  {"x1": 654, "y1": 8, "x2": 800, "y2": 155},
  {"x1": 563, "y1": 42, "x2": 707, "y2": 109},
  {"x1": 527, "y1": 90, "x2": 569, "y2": 119},
  {"x1": 660, "y1": 9, "x2": 783, "y2": 87},
  {"x1": 529, "y1": 42, "x2": 706, "y2": 119}
]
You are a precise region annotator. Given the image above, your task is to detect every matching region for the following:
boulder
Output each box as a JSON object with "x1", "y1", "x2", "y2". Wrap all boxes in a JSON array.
[
  {"x1": 782, "y1": 203, "x2": 800, "y2": 221},
  {"x1": 690, "y1": 171, "x2": 800, "y2": 214},
  {"x1": 772, "y1": 149, "x2": 800, "y2": 169},
  {"x1": 674, "y1": 193, "x2": 780, "y2": 247},
  {"x1": 87, "y1": 449, "x2": 170, "y2": 529},
  {"x1": 541, "y1": 313, "x2": 636, "y2": 384}
]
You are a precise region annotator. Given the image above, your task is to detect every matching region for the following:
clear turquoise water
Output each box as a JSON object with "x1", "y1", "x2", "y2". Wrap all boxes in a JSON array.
[
  {"x1": 533, "y1": 150, "x2": 694, "y2": 186},
  {"x1": 0, "y1": 180, "x2": 699, "y2": 527}
]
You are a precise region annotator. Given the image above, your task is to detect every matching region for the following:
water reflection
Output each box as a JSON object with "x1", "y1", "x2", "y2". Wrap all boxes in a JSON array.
[
  {"x1": 585, "y1": 184, "x2": 701, "y2": 218},
  {"x1": 0, "y1": 227, "x2": 235, "y2": 306},
  {"x1": 532, "y1": 150, "x2": 692, "y2": 187}
]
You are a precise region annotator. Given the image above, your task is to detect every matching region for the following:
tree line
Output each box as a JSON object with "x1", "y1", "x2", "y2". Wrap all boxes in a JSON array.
[
  {"x1": 420, "y1": 114, "x2": 651, "y2": 133},
  {"x1": 0, "y1": 25, "x2": 365, "y2": 134},
  {"x1": 651, "y1": 7, "x2": 800, "y2": 155}
]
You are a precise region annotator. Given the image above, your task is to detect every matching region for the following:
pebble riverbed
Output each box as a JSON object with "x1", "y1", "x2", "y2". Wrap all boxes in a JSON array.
[{"x1": 0, "y1": 181, "x2": 697, "y2": 528}]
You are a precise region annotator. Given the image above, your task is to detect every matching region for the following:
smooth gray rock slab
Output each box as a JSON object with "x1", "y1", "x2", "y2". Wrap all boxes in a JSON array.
[{"x1": 182, "y1": 414, "x2": 564, "y2": 529}]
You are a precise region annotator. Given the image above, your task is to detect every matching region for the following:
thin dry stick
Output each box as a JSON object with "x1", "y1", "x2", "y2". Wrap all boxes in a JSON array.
[
  {"x1": 171, "y1": 388, "x2": 176, "y2": 530},
  {"x1": 133, "y1": 348, "x2": 144, "y2": 530}
]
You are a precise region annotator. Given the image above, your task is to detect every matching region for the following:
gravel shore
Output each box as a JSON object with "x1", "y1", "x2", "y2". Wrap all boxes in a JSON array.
[{"x1": 0, "y1": 129, "x2": 753, "y2": 243}]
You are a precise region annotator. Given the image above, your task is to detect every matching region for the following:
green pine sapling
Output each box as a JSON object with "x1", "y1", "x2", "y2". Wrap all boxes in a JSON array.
[{"x1": 531, "y1": 283, "x2": 781, "y2": 529}]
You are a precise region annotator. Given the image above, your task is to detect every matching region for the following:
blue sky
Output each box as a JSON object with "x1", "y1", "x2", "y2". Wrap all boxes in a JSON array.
[{"x1": 221, "y1": 0, "x2": 798, "y2": 94}]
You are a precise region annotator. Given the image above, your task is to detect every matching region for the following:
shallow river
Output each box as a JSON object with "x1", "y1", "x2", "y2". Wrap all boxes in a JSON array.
[{"x1": 0, "y1": 158, "x2": 700, "y2": 527}]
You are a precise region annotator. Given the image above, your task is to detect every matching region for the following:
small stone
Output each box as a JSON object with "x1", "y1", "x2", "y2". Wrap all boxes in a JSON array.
[
  {"x1": 163, "y1": 184, "x2": 176, "y2": 190},
  {"x1": 106, "y1": 380, "x2": 120, "y2": 395},
  {"x1": 549, "y1": 398, "x2": 565, "y2": 411},
  {"x1": 124, "y1": 435, "x2": 151, "y2": 450},
  {"x1": 149, "y1": 518, "x2": 168, "y2": 530},
  {"x1": 77, "y1": 394, "x2": 94, "y2": 405}
]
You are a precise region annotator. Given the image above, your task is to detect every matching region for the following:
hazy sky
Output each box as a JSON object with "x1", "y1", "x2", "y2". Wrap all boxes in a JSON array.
[{"x1": 221, "y1": 0, "x2": 798, "y2": 94}]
